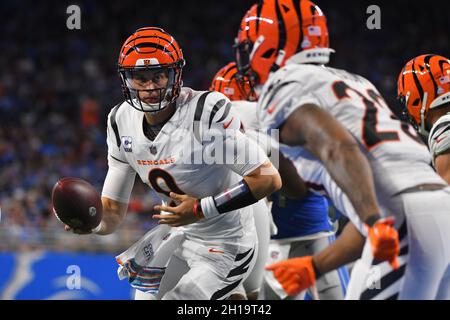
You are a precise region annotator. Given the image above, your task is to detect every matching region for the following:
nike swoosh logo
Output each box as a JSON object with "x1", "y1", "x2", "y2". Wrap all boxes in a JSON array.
[
  {"x1": 436, "y1": 136, "x2": 446, "y2": 144},
  {"x1": 223, "y1": 117, "x2": 235, "y2": 129},
  {"x1": 208, "y1": 248, "x2": 225, "y2": 254}
]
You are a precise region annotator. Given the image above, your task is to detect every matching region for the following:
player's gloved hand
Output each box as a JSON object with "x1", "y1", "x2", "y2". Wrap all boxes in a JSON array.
[
  {"x1": 365, "y1": 216, "x2": 400, "y2": 269},
  {"x1": 153, "y1": 192, "x2": 204, "y2": 227},
  {"x1": 265, "y1": 256, "x2": 317, "y2": 296}
]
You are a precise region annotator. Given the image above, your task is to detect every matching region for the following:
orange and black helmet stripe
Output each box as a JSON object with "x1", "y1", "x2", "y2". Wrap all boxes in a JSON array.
[
  {"x1": 215, "y1": 63, "x2": 238, "y2": 94},
  {"x1": 398, "y1": 54, "x2": 450, "y2": 129},
  {"x1": 122, "y1": 38, "x2": 180, "y2": 61},
  {"x1": 130, "y1": 28, "x2": 181, "y2": 57},
  {"x1": 411, "y1": 58, "x2": 425, "y2": 105},
  {"x1": 118, "y1": 27, "x2": 183, "y2": 67},
  {"x1": 236, "y1": 0, "x2": 329, "y2": 84},
  {"x1": 210, "y1": 62, "x2": 256, "y2": 101},
  {"x1": 423, "y1": 54, "x2": 439, "y2": 98},
  {"x1": 275, "y1": 0, "x2": 287, "y2": 57}
]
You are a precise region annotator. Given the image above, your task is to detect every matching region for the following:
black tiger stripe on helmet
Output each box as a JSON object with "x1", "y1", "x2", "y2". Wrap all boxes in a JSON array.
[
  {"x1": 397, "y1": 54, "x2": 450, "y2": 134},
  {"x1": 235, "y1": 0, "x2": 331, "y2": 85}
]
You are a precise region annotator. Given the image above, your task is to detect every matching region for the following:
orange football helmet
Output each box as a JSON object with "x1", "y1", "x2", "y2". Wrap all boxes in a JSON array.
[
  {"x1": 234, "y1": 0, "x2": 332, "y2": 86},
  {"x1": 398, "y1": 54, "x2": 450, "y2": 134},
  {"x1": 118, "y1": 27, "x2": 185, "y2": 112},
  {"x1": 210, "y1": 62, "x2": 257, "y2": 101}
]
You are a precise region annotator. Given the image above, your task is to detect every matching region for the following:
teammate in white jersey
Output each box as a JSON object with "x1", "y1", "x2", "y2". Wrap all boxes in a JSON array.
[
  {"x1": 234, "y1": 0, "x2": 450, "y2": 299},
  {"x1": 269, "y1": 53, "x2": 450, "y2": 300},
  {"x1": 398, "y1": 54, "x2": 450, "y2": 183},
  {"x1": 64, "y1": 27, "x2": 282, "y2": 300},
  {"x1": 210, "y1": 62, "x2": 271, "y2": 299},
  {"x1": 271, "y1": 138, "x2": 410, "y2": 300},
  {"x1": 211, "y1": 62, "x2": 350, "y2": 300}
]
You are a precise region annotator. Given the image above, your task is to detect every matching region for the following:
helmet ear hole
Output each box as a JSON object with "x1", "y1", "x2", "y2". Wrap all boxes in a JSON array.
[{"x1": 412, "y1": 98, "x2": 420, "y2": 106}]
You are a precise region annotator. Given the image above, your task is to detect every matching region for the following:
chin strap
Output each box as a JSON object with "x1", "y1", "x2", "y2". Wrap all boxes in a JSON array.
[
  {"x1": 407, "y1": 90, "x2": 450, "y2": 137},
  {"x1": 419, "y1": 92, "x2": 428, "y2": 136}
]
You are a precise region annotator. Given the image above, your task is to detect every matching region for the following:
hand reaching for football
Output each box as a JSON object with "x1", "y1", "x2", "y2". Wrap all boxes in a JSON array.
[
  {"x1": 153, "y1": 192, "x2": 204, "y2": 227},
  {"x1": 52, "y1": 177, "x2": 103, "y2": 234}
]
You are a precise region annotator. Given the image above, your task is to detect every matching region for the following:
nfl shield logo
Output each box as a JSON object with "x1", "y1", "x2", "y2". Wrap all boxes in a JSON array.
[{"x1": 150, "y1": 146, "x2": 157, "y2": 155}]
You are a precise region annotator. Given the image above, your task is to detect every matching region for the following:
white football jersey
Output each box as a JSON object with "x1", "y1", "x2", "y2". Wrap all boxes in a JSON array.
[
  {"x1": 231, "y1": 100, "x2": 259, "y2": 131},
  {"x1": 105, "y1": 88, "x2": 268, "y2": 240},
  {"x1": 231, "y1": 100, "x2": 366, "y2": 234},
  {"x1": 428, "y1": 113, "x2": 450, "y2": 166},
  {"x1": 258, "y1": 63, "x2": 445, "y2": 200}
]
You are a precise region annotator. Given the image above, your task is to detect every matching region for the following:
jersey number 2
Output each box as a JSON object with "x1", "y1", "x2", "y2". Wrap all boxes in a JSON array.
[
  {"x1": 332, "y1": 80, "x2": 399, "y2": 149},
  {"x1": 332, "y1": 81, "x2": 421, "y2": 149}
]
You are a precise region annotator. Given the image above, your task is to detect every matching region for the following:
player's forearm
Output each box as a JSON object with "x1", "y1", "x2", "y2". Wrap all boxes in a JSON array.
[
  {"x1": 435, "y1": 154, "x2": 450, "y2": 184},
  {"x1": 277, "y1": 153, "x2": 308, "y2": 200},
  {"x1": 96, "y1": 197, "x2": 128, "y2": 235},
  {"x1": 318, "y1": 142, "x2": 380, "y2": 222},
  {"x1": 313, "y1": 222, "x2": 365, "y2": 274},
  {"x1": 244, "y1": 161, "x2": 282, "y2": 199},
  {"x1": 281, "y1": 105, "x2": 381, "y2": 223},
  {"x1": 200, "y1": 162, "x2": 281, "y2": 218},
  {"x1": 438, "y1": 170, "x2": 450, "y2": 185}
]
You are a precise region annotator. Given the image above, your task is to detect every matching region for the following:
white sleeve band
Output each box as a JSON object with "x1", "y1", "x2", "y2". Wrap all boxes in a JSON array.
[
  {"x1": 101, "y1": 155, "x2": 136, "y2": 204},
  {"x1": 200, "y1": 196, "x2": 220, "y2": 219}
]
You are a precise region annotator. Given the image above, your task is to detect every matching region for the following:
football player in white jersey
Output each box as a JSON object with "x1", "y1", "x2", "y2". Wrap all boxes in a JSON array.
[
  {"x1": 398, "y1": 54, "x2": 450, "y2": 183},
  {"x1": 211, "y1": 62, "x2": 350, "y2": 300},
  {"x1": 234, "y1": 0, "x2": 450, "y2": 299},
  {"x1": 65, "y1": 27, "x2": 282, "y2": 300},
  {"x1": 209, "y1": 62, "x2": 270, "y2": 300},
  {"x1": 262, "y1": 53, "x2": 450, "y2": 300},
  {"x1": 270, "y1": 137, "x2": 410, "y2": 300}
]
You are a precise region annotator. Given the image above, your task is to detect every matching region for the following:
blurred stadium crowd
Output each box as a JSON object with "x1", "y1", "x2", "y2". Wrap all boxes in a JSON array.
[{"x1": 0, "y1": 0, "x2": 448, "y2": 252}]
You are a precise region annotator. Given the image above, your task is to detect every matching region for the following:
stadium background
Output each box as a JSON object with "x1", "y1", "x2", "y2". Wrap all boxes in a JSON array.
[{"x1": 0, "y1": 0, "x2": 449, "y2": 299}]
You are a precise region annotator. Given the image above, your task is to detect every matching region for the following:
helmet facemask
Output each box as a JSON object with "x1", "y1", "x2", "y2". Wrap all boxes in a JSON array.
[
  {"x1": 119, "y1": 62, "x2": 183, "y2": 113},
  {"x1": 234, "y1": 39, "x2": 252, "y2": 77},
  {"x1": 230, "y1": 71, "x2": 258, "y2": 102},
  {"x1": 398, "y1": 90, "x2": 430, "y2": 136},
  {"x1": 234, "y1": 39, "x2": 260, "y2": 88}
]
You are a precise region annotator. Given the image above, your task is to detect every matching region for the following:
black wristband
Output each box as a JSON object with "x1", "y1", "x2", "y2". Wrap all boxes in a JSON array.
[
  {"x1": 365, "y1": 214, "x2": 382, "y2": 227},
  {"x1": 213, "y1": 179, "x2": 258, "y2": 214}
]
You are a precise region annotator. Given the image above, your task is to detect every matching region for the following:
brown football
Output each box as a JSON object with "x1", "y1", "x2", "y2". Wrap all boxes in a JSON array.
[{"x1": 52, "y1": 177, "x2": 103, "y2": 230}]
